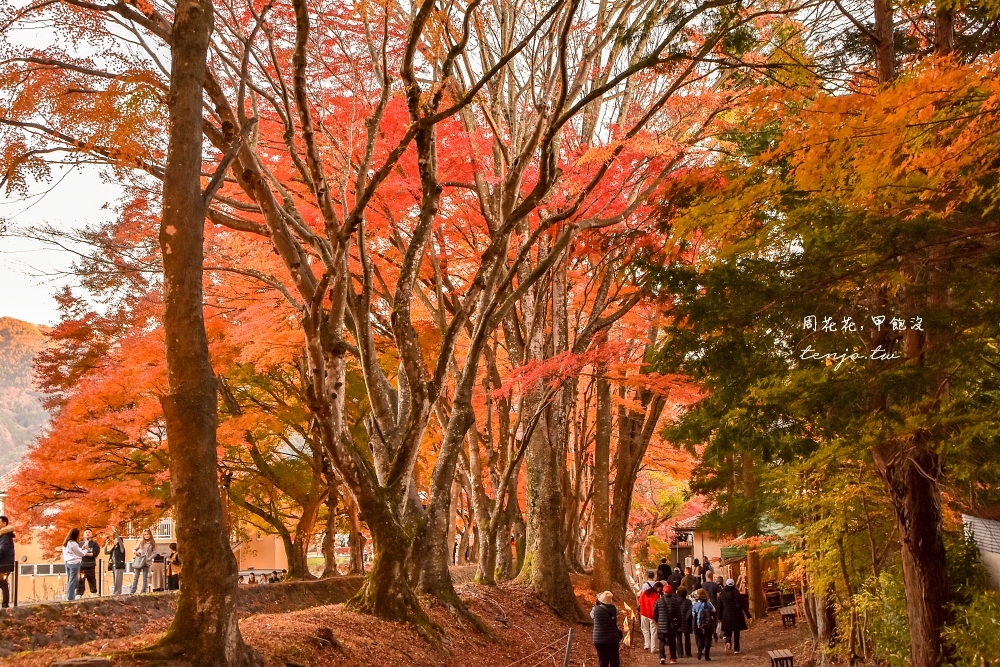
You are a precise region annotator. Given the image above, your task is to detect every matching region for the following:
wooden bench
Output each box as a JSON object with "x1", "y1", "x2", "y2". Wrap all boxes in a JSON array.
[
  {"x1": 780, "y1": 606, "x2": 797, "y2": 628},
  {"x1": 768, "y1": 649, "x2": 794, "y2": 667}
]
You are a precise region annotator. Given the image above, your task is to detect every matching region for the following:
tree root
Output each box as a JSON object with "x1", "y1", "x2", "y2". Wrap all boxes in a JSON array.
[
  {"x1": 122, "y1": 636, "x2": 264, "y2": 667},
  {"x1": 427, "y1": 584, "x2": 496, "y2": 639},
  {"x1": 347, "y1": 584, "x2": 445, "y2": 649}
]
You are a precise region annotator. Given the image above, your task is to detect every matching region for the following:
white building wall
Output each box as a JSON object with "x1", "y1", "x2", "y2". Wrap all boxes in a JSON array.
[{"x1": 963, "y1": 514, "x2": 1000, "y2": 591}]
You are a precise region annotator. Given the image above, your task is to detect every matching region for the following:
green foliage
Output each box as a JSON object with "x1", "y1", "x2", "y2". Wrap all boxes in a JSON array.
[
  {"x1": 945, "y1": 590, "x2": 1000, "y2": 667},
  {"x1": 946, "y1": 528, "x2": 992, "y2": 606},
  {"x1": 653, "y1": 46, "x2": 1000, "y2": 667},
  {"x1": 851, "y1": 570, "x2": 911, "y2": 667},
  {"x1": 647, "y1": 535, "x2": 672, "y2": 563}
]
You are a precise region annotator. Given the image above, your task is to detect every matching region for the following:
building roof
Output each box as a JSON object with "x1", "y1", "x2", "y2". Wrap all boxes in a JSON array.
[
  {"x1": 962, "y1": 505, "x2": 1000, "y2": 522},
  {"x1": 663, "y1": 497, "x2": 713, "y2": 534},
  {"x1": 674, "y1": 513, "x2": 705, "y2": 531}
]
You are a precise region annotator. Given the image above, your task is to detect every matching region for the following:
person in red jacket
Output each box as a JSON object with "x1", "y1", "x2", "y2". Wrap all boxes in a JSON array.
[{"x1": 638, "y1": 578, "x2": 663, "y2": 652}]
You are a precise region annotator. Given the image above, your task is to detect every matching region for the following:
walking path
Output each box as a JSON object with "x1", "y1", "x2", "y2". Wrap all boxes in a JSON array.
[{"x1": 631, "y1": 615, "x2": 808, "y2": 667}]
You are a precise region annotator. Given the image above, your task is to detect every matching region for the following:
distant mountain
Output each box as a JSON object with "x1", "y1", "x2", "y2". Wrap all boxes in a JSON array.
[{"x1": 0, "y1": 317, "x2": 49, "y2": 474}]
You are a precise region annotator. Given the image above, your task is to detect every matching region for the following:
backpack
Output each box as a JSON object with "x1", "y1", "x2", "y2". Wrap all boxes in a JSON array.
[
  {"x1": 670, "y1": 612, "x2": 683, "y2": 632},
  {"x1": 697, "y1": 603, "x2": 715, "y2": 633},
  {"x1": 667, "y1": 600, "x2": 683, "y2": 632}
]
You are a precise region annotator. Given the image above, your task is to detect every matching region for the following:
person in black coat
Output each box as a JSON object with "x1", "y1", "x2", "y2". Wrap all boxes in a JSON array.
[
  {"x1": 675, "y1": 587, "x2": 694, "y2": 658},
  {"x1": 0, "y1": 516, "x2": 14, "y2": 608},
  {"x1": 654, "y1": 585, "x2": 683, "y2": 663},
  {"x1": 591, "y1": 590, "x2": 622, "y2": 667},
  {"x1": 717, "y1": 579, "x2": 750, "y2": 654},
  {"x1": 667, "y1": 567, "x2": 684, "y2": 593},
  {"x1": 656, "y1": 557, "x2": 672, "y2": 582},
  {"x1": 77, "y1": 528, "x2": 100, "y2": 598},
  {"x1": 104, "y1": 527, "x2": 126, "y2": 595}
]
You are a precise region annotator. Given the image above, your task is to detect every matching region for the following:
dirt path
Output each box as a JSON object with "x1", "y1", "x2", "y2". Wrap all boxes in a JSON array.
[{"x1": 631, "y1": 616, "x2": 808, "y2": 666}]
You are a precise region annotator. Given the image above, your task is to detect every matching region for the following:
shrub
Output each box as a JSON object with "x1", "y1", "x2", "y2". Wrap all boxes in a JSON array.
[
  {"x1": 945, "y1": 590, "x2": 1000, "y2": 667},
  {"x1": 851, "y1": 570, "x2": 910, "y2": 667}
]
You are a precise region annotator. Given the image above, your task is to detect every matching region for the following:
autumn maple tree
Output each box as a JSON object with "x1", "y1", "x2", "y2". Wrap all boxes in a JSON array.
[{"x1": 1, "y1": 0, "x2": 801, "y2": 633}]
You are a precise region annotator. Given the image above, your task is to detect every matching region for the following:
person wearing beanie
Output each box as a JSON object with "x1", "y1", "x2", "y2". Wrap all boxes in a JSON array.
[
  {"x1": 591, "y1": 590, "x2": 622, "y2": 667},
  {"x1": 717, "y1": 579, "x2": 750, "y2": 654},
  {"x1": 654, "y1": 583, "x2": 683, "y2": 664}
]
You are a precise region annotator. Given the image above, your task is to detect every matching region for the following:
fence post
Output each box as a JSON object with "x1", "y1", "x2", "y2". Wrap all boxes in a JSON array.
[
  {"x1": 98, "y1": 559, "x2": 103, "y2": 596},
  {"x1": 563, "y1": 627, "x2": 574, "y2": 667},
  {"x1": 12, "y1": 566, "x2": 18, "y2": 607}
]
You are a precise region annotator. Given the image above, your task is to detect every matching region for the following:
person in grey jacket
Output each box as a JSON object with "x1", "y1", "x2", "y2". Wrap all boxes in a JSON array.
[{"x1": 591, "y1": 590, "x2": 622, "y2": 667}]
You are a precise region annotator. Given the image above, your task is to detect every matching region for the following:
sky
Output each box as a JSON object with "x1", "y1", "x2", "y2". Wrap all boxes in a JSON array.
[{"x1": 0, "y1": 166, "x2": 121, "y2": 326}]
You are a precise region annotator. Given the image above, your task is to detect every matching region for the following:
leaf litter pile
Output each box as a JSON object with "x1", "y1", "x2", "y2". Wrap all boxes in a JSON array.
[{"x1": 0, "y1": 575, "x2": 652, "y2": 666}]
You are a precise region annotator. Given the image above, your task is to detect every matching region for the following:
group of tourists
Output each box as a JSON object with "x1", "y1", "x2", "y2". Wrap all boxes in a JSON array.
[
  {"x1": 61, "y1": 526, "x2": 181, "y2": 601},
  {"x1": 591, "y1": 557, "x2": 751, "y2": 667},
  {"x1": 239, "y1": 570, "x2": 285, "y2": 585},
  {"x1": 0, "y1": 517, "x2": 181, "y2": 606}
]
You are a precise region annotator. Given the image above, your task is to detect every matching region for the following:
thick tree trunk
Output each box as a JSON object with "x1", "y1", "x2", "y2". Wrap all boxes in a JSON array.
[
  {"x1": 875, "y1": 446, "x2": 950, "y2": 667},
  {"x1": 476, "y1": 525, "x2": 499, "y2": 585},
  {"x1": 351, "y1": 505, "x2": 431, "y2": 630},
  {"x1": 417, "y1": 402, "x2": 474, "y2": 606},
  {"x1": 468, "y1": 442, "x2": 499, "y2": 585},
  {"x1": 608, "y1": 388, "x2": 666, "y2": 592},
  {"x1": 456, "y1": 487, "x2": 471, "y2": 566},
  {"x1": 321, "y1": 487, "x2": 339, "y2": 578},
  {"x1": 470, "y1": 523, "x2": 481, "y2": 563},
  {"x1": 519, "y1": 397, "x2": 581, "y2": 620},
  {"x1": 346, "y1": 493, "x2": 365, "y2": 575},
  {"x1": 874, "y1": 0, "x2": 895, "y2": 83},
  {"x1": 285, "y1": 494, "x2": 323, "y2": 581},
  {"x1": 512, "y1": 503, "x2": 527, "y2": 577},
  {"x1": 286, "y1": 527, "x2": 314, "y2": 581},
  {"x1": 934, "y1": 7, "x2": 954, "y2": 55},
  {"x1": 801, "y1": 575, "x2": 817, "y2": 638},
  {"x1": 741, "y1": 452, "x2": 766, "y2": 620},
  {"x1": 591, "y1": 374, "x2": 612, "y2": 593},
  {"x1": 447, "y1": 484, "x2": 461, "y2": 567},
  {"x1": 495, "y1": 486, "x2": 522, "y2": 581},
  {"x1": 814, "y1": 583, "x2": 838, "y2": 666},
  {"x1": 149, "y1": 0, "x2": 259, "y2": 664},
  {"x1": 563, "y1": 476, "x2": 584, "y2": 572},
  {"x1": 494, "y1": 508, "x2": 514, "y2": 581},
  {"x1": 746, "y1": 549, "x2": 766, "y2": 620}
]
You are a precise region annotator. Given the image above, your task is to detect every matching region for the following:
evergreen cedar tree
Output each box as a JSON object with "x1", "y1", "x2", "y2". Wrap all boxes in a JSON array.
[{"x1": 655, "y1": 9, "x2": 1000, "y2": 667}]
